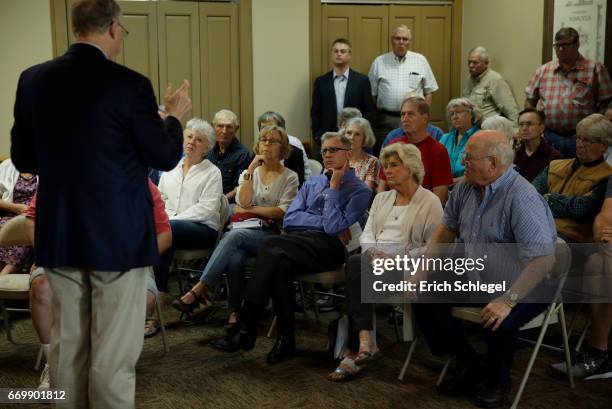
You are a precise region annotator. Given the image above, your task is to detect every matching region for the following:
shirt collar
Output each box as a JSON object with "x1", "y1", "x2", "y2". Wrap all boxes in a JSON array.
[
  {"x1": 474, "y1": 68, "x2": 490, "y2": 82},
  {"x1": 477, "y1": 166, "x2": 516, "y2": 197},
  {"x1": 76, "y1": 41, "x2": 108, "y2": 59},
  {"x1": 333, "y1": 67, "x2": 350, "y2": 79},
  {"x1": 553, "y1": 53, "x2": 586, "y2": 72},
  {"x1": 393, "y1": 52, "x2": 407, "y2": 63}
]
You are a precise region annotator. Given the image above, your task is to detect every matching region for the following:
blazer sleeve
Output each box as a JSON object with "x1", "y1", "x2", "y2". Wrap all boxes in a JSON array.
[
  {"x1": 359, "y1": 75, "x2": 377, "y2": 124},
  {"x1": 10, "y1": 72, "x2": 37, "y2": 173},
  {"x1": 131, "y1": 77, "x2": 183, "y2": 171}
]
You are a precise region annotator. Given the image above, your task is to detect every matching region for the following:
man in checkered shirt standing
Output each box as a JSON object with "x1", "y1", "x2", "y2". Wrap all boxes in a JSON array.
[
  {"x1": 525, "y1": 27, "x2": 612, "y2": 158},
  {"x1": 368, "y1": 25, "x2": 438, "y2": 155}
]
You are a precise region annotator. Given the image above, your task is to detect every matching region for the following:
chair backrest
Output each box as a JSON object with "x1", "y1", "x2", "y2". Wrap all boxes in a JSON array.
[
  {"x1": 308, "y1": 159, "x2": 323, "y2": 176},
  {"x1": 216, "y1": 194, "x2": 230, "y2": 245},
  {"x1": 0, "y1": 215, "x2": 30, "y2": 247}
]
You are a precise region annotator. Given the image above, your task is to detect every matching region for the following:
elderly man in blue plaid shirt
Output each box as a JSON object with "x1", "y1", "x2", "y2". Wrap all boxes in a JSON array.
[{"x1": 411, "y1": 131, "x2": 557, "y2": 408}]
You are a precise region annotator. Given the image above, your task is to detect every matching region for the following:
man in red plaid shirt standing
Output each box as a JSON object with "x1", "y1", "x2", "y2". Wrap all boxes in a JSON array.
[{"x1": 525, "y1": 27, "x2": 612, "y2": 158}]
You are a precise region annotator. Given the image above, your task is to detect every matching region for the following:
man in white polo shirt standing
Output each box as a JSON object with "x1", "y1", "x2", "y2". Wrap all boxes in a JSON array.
[{"x1": 369, "y1": 25, "x2": 438, "y2": 155}]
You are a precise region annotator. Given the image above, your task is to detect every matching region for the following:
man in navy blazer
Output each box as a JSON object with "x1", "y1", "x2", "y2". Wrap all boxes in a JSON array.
[
  {"x1": 10, "y1": 1, "x2": 191, "y2": 407},
  {"x1": 311, "y1": 38, "x2": 376, "y2": 159}
]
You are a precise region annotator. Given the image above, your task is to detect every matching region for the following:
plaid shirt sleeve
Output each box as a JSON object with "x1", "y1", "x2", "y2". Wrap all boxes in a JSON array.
[
  {"x1": 595, "y1": 63, "x2": 612, "y2": 106},
  {"x1": 547, "y1": 180, "x2": 608, "y2": 222},
  {"x1": 524, "y1": 65, "x2": 544, "y2": 100}
]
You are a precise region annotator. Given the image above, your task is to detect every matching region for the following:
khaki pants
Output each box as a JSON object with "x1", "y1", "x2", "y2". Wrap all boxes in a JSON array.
[{"x1": 45, "y1": 267, "x2": 149, "y2": 409}]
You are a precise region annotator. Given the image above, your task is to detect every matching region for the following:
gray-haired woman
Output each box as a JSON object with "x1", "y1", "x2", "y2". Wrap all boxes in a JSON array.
[
  {"x1": 344, "y1": 117, "x2": 380, "y2": 190},
  {"x1": 328, "y1": 143, "x2": 443, "y2": 382}
]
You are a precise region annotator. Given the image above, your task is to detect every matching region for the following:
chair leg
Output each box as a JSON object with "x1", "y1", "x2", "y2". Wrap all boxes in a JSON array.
[
  {"x1": 510, "y1": 303, "x2": 556, "y2": 409},
  {"x1": 298, "y1": 282, "x2": 308, "y2": 318},
  {"x1": 437, "y1": 358, "x2": 451, "y2": 386},
  {"x1": 398, "y1": 337, "x2": 418, "y2": 381},
  {"x1": 311, "y1": 284, "x2": 321, "y2": 324},
  {"x1": 391, "y1": 307, "x2": 400, "y2": 343},
  {"x1": 267, "y1": 316, "x2": 277, "y2": 338},
  {"x1": 558, "y1": 303, "x2": 575, "y2": 389},
  {"x1": 0, "y1": 300, "x2": 16, "y2": 344},
  {"x1": 575, "y1": 320, "x2": 590, "y2": 352},
  {"x1": 154, "y1": 293, "x2": 168, "y2": 354}
]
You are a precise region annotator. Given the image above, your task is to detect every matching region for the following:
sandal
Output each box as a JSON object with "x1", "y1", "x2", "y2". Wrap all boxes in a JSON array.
[
  {"x1": 171, "y1": 289, "x2": 212, "y2": 315},
  {"x1": 144, "y1": 319, "x2": 160, "y2": 338},
  {"x1": 354, "y1": 349, "x2": 382, "y2": 366},
  {"x1": 327, "y1": 357, "x2": 362, "y2": 382}
]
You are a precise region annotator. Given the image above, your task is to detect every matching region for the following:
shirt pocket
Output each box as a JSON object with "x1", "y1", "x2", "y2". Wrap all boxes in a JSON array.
[
  {"x1": 472, "y1": 87, "x2": 490, "y2": 106},
  {"x1": 408, "y1": 73, "x2": 423, "y2": 91},
  {"x1": 570, "y1": 80, "x2": 592, "y2": 106}
]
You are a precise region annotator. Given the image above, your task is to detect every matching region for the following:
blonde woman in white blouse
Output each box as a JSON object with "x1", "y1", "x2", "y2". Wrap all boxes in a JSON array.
[
  {"x1": 328, "y1": 143, "x2": 443, "y2": 381},
  {"x1": 154, "y1": 118, "x2": 222, "y2": 306},
  {"x1": 173, "y1": 125, "x2": 299, "y2": 327}
]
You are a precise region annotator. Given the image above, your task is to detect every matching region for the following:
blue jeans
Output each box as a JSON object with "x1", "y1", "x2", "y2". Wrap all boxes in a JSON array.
[
  {"x1": 201, "y1": 228, "x2": 272, "y2": 310},
  {"x1": 153, "y1": 220, "x2": 217, "y2": 292},
  {"x1": 545, "y1": 129, "x2": 576, "y2": 158}
]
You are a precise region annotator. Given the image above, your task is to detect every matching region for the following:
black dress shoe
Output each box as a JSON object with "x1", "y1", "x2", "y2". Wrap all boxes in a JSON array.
[
  {"x1": 473, "y1": 381, "x2": 510, "y2": 408},
  {"x1": 438, "y1": 358, "x2": 487, "y2": 396},
  {"x1": 210, "y1": 325, "x2": 257, "y2": 352},
  {"x1": 266, "y1": 335, "x2": 295, "y2": 364}
]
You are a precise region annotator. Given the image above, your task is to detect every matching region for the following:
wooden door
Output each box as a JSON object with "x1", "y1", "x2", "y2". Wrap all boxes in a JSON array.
[
  {"x1": 199, "y1": 2, "x2": 240, "y2": 124},
  {"x1": 320, "y1": 4, "x2": 388, "y2": 76},
  {"x1": 157, "y1": 1, "x2": 201, "y2": 119}
]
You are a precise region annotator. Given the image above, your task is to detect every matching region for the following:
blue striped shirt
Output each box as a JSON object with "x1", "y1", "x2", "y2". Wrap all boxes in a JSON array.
[{"x1": 443, "y1": 167, "x2": 556, "y2": 267}]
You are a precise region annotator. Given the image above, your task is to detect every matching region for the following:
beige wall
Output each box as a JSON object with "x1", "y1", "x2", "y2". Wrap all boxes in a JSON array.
[
  {"x1": 462, "y1": 0, "x2": 544, "y2": 107},
  {"x1": 0, "y1": 0, "x2": 53, "y2": 158},
  {"x1": 252, "y1": 0, "x2": 310, "y2": 143}
]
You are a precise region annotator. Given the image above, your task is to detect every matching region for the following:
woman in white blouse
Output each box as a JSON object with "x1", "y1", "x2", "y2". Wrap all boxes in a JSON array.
[
  {"x1": 173, "y1": 125, "x2": 299, "y2": 326},
  {"x1": 328, "y1": 143, "x2": 443, "y2": 382},
  {"x1": 154, "y1": 118, "x2": 222, "y2": 304}
]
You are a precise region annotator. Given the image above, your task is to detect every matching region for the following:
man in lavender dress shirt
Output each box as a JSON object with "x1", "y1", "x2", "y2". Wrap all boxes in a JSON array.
[{"x1": 211, "y1": 132, "x2": 371, "y2": 364}]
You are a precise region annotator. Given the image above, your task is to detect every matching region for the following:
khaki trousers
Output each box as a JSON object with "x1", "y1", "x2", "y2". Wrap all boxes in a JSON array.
[{"x1": 45, "y1": 267, "x2": 149, "y2": 409}]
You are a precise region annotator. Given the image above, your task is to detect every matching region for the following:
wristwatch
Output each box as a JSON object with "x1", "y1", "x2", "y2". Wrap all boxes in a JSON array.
[{"x1": 243, "y1": 173, "x2": 252, "y2": 181}]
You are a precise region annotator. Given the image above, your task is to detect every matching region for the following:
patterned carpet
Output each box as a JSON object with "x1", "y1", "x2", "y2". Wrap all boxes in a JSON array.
[{"x1": 1, "y1": 297, "x2": 610, "y2": 409}]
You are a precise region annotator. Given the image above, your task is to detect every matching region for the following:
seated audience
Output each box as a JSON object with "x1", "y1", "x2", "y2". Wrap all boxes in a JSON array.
[
  {"x1": 328, "y1": 143, "x2": 442, "y2": 381},
  {"x1": 257, "y1": 111, "x2": 308, "y2": 183},
  {"x1": 439, "y1": 97, "x2": 482, "y2": 183},
  {"x1": 25, "y1": 178, "x2": 171, "y2": 388},
  {"x1": 210, "y1": 132, "x2": 371, "y2": 364},
  {"x1": 344, "y1": 117, "x2": 380, "y2": 190},
  {"x1": 154, "y1": 118, "x2": 223, "y2": 305},
  {"x1": 532, "y1": 114, "x2": 612, "y2": 243},
  {"x1": 411, "y1": 131, "x2": 557, "y2": 408},
  {"x1": 513, "y1": 108, "x2": 561, "y2": 182},
  {"x1": 206, "y1": 109, "x2": 252, "y2": 202},
  {"x1": 377, "y1": 95, "x2": 452, "y2": 205},
  {"x1": 0, "y1": 158, "x2": 37, "y2": 276},
  {"x1": 550, "y1": 176, "x2": 612, "y2": 380},
  {"x1": 172, "y1": 125, "x2": 299, "y2": 326}
]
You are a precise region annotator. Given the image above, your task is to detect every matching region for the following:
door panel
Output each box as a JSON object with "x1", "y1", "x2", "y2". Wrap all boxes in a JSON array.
[
  {"x1": 158, "y1": 2, "x2": 201, "y2": 119},
  {"x1": 354, "y1": 7, "x2": 388, "y2": 75},
  {"x1": 199, "y1": 2, "x2": 240, "y2": 122}
]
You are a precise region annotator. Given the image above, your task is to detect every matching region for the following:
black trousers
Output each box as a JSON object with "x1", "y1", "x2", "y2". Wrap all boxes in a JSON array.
[
  {"x1": 345, "y1": 253, "x2": 374, "y2": 331},
  {"x1": 244, "y1": 230, "x2": 346, "y2": 335},
  {"x1": 412, "y1": 302, "x2": 548, "y2": 385}
]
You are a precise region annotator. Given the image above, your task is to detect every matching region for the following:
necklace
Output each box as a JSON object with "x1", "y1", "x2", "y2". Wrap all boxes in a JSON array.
[{"x1": 391, "y1": 206, "x2": 405, "y2": 221}]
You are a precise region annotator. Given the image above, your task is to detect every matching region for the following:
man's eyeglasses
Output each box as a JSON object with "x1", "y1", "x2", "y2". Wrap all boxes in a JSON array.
[
  {"x1": 460, "y1": 152, "x2": 492, "y2": 163},
  {"x1": 113, "y1": 20, "x2": 129, "y2": 37},
  {"x1": 576, "y1": 136, "x2": 598, "y2": 145},
  {"x1": 553, "y1": 41, "x2": 576, "y2": 49},
  {"x1": 321, "y1": 147, "x2": 349, "y2": 155},
  {"x1": 259, "y1": 138, "x2": 281, "y2": 145}
]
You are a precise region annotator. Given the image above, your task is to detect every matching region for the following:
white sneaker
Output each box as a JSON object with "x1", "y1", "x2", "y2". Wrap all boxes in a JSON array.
[{"x1": 38, "y1": 363, "x2": 50, "y2": 389}]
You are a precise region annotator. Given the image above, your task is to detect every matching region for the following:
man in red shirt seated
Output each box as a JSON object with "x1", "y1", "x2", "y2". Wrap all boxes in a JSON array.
[{"x1": 377, "y1": 95, "x2": 452, "y2": 205}]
